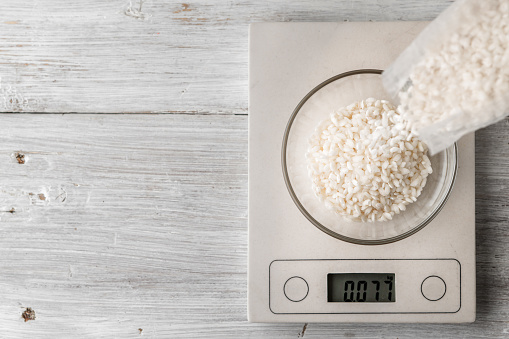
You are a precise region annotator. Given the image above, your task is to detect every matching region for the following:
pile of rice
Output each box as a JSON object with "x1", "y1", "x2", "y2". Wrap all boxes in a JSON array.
[{"x1": 307, "y1": 98, "x2": 432, "y2": 222}]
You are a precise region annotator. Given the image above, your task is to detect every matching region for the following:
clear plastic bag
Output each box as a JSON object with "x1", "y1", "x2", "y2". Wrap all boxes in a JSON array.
[{"x1": 382, "y1": 0, "x2": 509, "y2": 155}]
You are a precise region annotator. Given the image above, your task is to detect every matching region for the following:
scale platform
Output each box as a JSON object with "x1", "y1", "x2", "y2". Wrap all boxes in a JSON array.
[{"x1": 248, "y1": 22, "x2": 475, "y2": 323}]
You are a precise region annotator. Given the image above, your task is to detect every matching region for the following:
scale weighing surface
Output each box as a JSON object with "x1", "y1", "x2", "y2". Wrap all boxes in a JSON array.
[{"x1": 248, "y1": 22, "x2": 476, "y2": 323}]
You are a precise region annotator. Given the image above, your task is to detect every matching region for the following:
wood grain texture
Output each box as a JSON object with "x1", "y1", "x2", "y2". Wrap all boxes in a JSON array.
[
  {"x1": 0, "y1": 0, "x2": 455, "y2": 113},
  {"x1": 0, "y1": 114, "x2": 508, "y2": 338},
  {"x1": 0, "y1": 114, "x2": 249, "y2": 338}
]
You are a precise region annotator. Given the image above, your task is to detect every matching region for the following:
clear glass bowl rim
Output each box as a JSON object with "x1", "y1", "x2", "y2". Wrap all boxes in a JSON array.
[{"x1": 281, "y1": 69, "x2": 458, "y2": 245}]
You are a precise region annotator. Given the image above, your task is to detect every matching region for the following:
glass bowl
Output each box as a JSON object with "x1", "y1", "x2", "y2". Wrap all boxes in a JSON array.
[{"x1": 282, "y1": 69, "x2": 457, "y2": 245}]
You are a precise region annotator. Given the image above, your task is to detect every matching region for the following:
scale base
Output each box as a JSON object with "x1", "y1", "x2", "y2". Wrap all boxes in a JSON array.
[{"x1": 248, "y1": 22, "x2": 475, "y2": 323}]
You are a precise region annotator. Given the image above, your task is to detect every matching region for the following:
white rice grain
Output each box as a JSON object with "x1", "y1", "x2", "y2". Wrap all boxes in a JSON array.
[{"x1": 307, "y1": 98, "x2": 432, "y2": 222}]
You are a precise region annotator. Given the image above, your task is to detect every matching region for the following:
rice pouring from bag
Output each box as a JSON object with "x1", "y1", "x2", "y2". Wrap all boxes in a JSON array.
[{"x1": 383, "y1": 0, "x2": 509, "y2": 154}]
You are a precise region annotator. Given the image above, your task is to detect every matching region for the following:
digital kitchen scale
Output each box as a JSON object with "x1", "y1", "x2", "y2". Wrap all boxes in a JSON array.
[{"x1": 248, "y1": 22, "x2": 475, "y2": 323}]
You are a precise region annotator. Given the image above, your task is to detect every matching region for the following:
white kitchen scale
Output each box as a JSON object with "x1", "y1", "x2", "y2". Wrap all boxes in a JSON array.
[{"x1": 248, "y1": 22, "x2": 475, "y2": 323}]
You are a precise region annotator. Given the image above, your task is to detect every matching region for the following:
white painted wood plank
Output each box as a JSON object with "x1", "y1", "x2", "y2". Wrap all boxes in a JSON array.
[
  {"x1": 0, "y1": 114, "x2": 508, "y2": 338},
  {"x1": 0, "y1": 114, "x2": 249, "y2": 337},
  {"x1": 0, "y1": 0, "x2": 455, "y2": 113}
]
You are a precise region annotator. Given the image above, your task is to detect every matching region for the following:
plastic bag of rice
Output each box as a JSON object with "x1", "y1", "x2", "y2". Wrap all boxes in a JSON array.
[
  {"x1": 382, "y1": 0, "x2": 509, "y2": 155},
  {"x1": 307, "y1": 98, "x2": 432, "y2": 222}
]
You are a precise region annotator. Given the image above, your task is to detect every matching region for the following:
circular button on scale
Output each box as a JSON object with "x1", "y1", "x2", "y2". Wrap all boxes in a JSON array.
[
  {"x1": 284, "y1": 276, "x2": 309, "y2": 302},
  {"x1": 421, "y1": 276, "x2": 447, "y2": 301}
]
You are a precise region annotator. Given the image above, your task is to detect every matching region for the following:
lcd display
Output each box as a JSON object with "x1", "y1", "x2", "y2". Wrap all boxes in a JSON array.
[{"x1": 327, "y1": 273, "x2": 395, "y2": 302}]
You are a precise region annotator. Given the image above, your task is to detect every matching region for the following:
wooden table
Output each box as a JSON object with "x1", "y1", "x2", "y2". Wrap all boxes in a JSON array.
[{"x1": 0, "y1": 1, "x2": 507, "y2": 337}]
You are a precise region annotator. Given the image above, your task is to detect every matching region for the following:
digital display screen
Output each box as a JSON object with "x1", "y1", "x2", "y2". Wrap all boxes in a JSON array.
[{"x1": 327, "y1": 273, "x2": 395, "y2": 302}]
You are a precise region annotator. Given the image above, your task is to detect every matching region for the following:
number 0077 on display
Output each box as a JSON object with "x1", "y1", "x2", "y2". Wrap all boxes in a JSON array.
[{"x1": 327, "y1": 273, "x2": 395, "y2": 303}]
